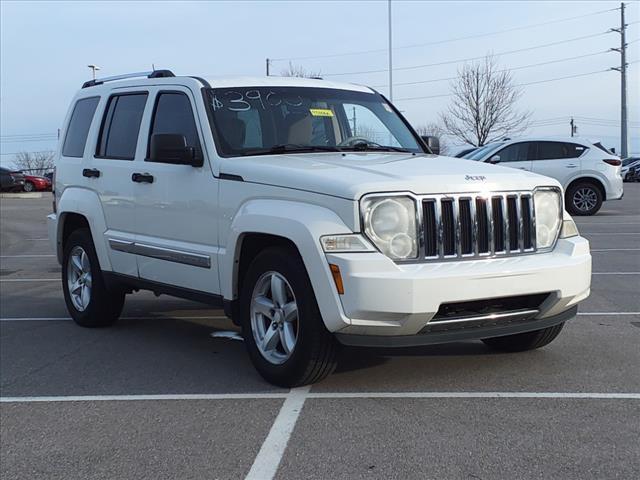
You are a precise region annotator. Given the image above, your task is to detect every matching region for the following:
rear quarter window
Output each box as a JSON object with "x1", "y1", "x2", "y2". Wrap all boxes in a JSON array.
[{"x1": 62, "y1": 97, "x2": 100, "y2": 158}]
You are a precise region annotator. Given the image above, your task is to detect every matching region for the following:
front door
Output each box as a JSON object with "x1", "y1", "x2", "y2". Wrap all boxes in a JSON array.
[
  {"x1": 489, "y1": 141, "x2": 535, "y2": 172},
  {"x1": 132, "y1": 87, "x2": 221, "y2": 295}
]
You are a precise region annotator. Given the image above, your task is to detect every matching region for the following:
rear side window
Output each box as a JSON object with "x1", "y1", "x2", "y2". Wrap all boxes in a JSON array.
[
  {"x1": 97, "y1": 93, "x2": 148, "y2": 160},
  {"x1": 535, "y1": 141, "x2": 585, "y2": 160},
  {"x1": 148, "y1": 92, "x2": 201, "y2": 160},
  {"x1": 62, "y1": 97, "x2": 100, "y2": 157}
]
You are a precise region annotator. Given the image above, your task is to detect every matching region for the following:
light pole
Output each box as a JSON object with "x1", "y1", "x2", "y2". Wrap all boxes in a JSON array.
[{"x1": 87, "y1": 64, "x2": 100, "y2": 80}]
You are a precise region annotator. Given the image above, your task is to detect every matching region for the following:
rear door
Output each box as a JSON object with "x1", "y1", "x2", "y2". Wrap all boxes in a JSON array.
[
  {"x1": 89, "y1": 90, "x2": 149, "y2": 276},
  {"x1": 489, "y1": 141, "x2": 535, "y2": 171},
  {"x1": 132, "y1": 86, "x2": 221, "y2": 294},
  {"x1": 530, "y1": 141, "x2": 586, "y2": 187}
]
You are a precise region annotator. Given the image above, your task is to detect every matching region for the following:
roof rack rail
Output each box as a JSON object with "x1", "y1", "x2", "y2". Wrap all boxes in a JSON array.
[{"x1": 82, "y1": 69, "x2": 175, "y2": 89}]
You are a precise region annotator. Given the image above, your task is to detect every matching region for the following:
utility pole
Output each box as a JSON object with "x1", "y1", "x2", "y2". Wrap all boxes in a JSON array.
[
  {"x1": 570, "y1": 117, "x2": 577, "y2": 137},
  {"x1": 388, "y1": 0, "x2": 393, "y2": 102},
  {"x1": 352, "y1": 107, "x2": 357, "y2": 135},
  {"x1": 611, "y1": 2, "x2": 628, "y2": 157},
  {"x1": 265, "y1": 58, "x2": 270, "y2": 76}
]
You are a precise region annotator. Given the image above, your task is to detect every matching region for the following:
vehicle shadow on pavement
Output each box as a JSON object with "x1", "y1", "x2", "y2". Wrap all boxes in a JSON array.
[{"x1": 335, "y1": 341, "x2": 492, "y2": 374}]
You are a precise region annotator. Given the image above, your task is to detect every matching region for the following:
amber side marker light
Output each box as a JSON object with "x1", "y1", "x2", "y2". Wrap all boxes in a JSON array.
[{"x1": 329, "y1": 264, "x2": 344, "y2": 295}]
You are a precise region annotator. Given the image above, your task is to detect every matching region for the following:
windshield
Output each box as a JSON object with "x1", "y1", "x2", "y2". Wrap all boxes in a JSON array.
[
  {"x1": 463, "y1": 143, "x2": 504, "y2": 161},
  {"x1": 205, "y1": 87, "x2": 424, "y2": 157}
]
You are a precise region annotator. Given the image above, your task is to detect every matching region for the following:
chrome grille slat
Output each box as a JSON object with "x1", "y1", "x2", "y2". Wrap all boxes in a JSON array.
[{"x1": 420, "y1": 191, "x2": 537, "y2": 262}]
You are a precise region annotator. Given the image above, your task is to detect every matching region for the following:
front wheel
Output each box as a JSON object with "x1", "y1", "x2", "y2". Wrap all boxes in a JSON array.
[
  {"x1": 566, "y1": 182, "x2": 603, "y2": 216},
  {"x1": 62, "y1": 228, "x2": 125, "y2": 327},
  {"x1": 23, "y1": 182, "x2": 34, "y2": 192},
  {"x1": 481, "y1": 323, "x2": 565, "y2": 352},
  {"x1": 240, "y1": 247, "x2": 338, "y2": 387}
]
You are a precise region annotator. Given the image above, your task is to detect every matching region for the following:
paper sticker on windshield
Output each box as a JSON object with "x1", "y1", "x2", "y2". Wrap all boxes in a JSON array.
[
  {"x1": 382, "y1": 103, "x2": 393, "y2": 112},
  {"x1": 310, "y1": 108, "x2": 334, "y2": 117}
]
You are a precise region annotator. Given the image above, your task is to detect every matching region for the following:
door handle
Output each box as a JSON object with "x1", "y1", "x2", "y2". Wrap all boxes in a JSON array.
[
  {"x1": 82, "y1": 168, "x2": 101, "y2": 178},
  {"x1": 565, "y1": 165, "x2": 578, "y2": 168},
  {"x1": 517, "y1": 167, "x2": 528, "y2": 170},
  {"x1": 132, "y1": 172, "x2": 154, "y2": 184}
]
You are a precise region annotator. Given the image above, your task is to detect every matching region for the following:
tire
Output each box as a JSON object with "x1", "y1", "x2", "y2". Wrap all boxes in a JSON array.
[
  {"x1": 240, "y1": 247, "x2": 338, "y2": 387},
  {"x1": 23, "y1": 182, "x2": 34, "y2": 193},
  {"x1": 481, "y1": 323, "x2": 565, "y2": 352},
  {"x1": 62, "y1": 228, "x2": 125, "y2": 327},
  {"x1": 566, "y1": 182, "x2": 603, "y2": 216}
]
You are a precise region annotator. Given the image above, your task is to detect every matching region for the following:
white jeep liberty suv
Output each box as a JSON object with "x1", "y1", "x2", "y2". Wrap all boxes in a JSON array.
[{"x1": 48, "y1": 70, "x2": 591, "y2": 386}]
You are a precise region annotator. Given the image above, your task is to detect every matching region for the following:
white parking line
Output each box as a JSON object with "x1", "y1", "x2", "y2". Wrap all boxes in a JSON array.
[
  {"x1": 0, "y1": 315, "x2": 228, "y2": 322},
  {"x1": 580, "y1": 232, "x2": 640, "y2": 237},
  {"x1": 0, "y1": 279, "x2": 58, "y2": 282},
  {"x1": 246, "y1": 386, "x2": 310, "y2": 480},
  {"x1": 0, "y1": 393, "x2": 287, "y2": 403},
  {"x1": 1, "y1": 391, "x2": 638, "y2": 404},
  {"x1": 591, "y1": 248, "x2": 640, "y2": 252},
  {"x1": 578, "y1": 312, "x2": 640, "y2": 316},
  {"x1": 0, "y1": 254, "x2": 56, "y2": 258},
  {"x1": 592, "y1": 272, "x2": 640, "y2": 275}
]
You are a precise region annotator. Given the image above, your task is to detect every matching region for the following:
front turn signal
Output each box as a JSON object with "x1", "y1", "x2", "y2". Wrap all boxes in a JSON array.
[{"x1": 329, "y1": 264, "x2": 344, "y2": 295}]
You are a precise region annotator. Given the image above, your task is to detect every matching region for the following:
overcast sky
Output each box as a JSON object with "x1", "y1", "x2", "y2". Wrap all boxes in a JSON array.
[{"x1": 1, "y1": 0, "x2": 638, "y2": 164}]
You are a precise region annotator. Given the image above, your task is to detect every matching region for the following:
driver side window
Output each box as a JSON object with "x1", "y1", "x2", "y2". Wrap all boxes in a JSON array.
[
  {"x1": 342, "y1": 104, "x2": 401, "y2": 147},
  {"x1": 494, "y1": 142, "x2": 535, "y2": 162}
]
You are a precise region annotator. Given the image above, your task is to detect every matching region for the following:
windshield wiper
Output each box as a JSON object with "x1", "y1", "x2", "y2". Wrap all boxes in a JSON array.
[
  {"x1": 242, "y1": 144, "x2": 343, "y2": 156},
  {"x1": 341, "y1": 144, "x2": 412, "y2": 153}
]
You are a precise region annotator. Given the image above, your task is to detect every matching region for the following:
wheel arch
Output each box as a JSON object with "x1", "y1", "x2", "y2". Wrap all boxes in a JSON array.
[
  {"x1": 56, "y1": 187, "x2": 112, "y2": 270},
  {"x1": 566, "y1": 176, "x2": 606, "y2": 201},
  {"x1": 221, "y1": 199, "x2": 352, "y2": 332}
]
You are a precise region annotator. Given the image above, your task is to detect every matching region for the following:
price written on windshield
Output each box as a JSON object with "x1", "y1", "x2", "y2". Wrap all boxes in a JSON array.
[{"x1": 211, "y1": 90, "x2": 304, "y2": 112}]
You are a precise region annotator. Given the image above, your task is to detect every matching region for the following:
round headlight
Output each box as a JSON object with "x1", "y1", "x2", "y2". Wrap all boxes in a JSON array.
[
  {"x1": 362, "y1": 195, "x2": 418, "y2": 260},
  {"x1": 534, "y1": 189, "x2": 562, "y2": 249}
]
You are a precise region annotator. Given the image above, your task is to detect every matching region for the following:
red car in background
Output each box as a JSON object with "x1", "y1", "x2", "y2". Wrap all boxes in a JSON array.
[{"x1": 22, "y1": 174, "x2": 52, "y2": 192}]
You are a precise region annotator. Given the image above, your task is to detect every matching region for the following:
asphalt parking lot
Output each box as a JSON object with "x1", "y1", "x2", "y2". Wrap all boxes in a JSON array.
[{"x1": 1, "y1": 188, "x2": 639, "y2": 479}]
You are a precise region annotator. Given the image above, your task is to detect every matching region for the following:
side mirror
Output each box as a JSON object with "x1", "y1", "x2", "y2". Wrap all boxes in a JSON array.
[
  {"x1": 421, "y1": 135, "x2": 440, "y2": 155},
  {"x1": 488, "y1": 155, "x2": 501, "y2": 164},
  {"x1": 149, "y1": 134, "x2": 202, "y2": 166}
]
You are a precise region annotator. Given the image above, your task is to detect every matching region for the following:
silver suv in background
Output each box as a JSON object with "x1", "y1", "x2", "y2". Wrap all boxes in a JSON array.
[{"x1": 462, "y1": 137, "x2": 624, "y2": 215}]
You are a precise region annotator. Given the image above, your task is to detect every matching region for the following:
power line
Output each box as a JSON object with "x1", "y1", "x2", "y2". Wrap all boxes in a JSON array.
[
  {"x1": 372, "y1": 50, "x2": 611, "y2": 88},
  {"x1": 323, "y1": 31, "x2": 612, "y2": 77},
  {"x1": 0, "y1": 150, "x2": 55, "y2": 156},
  {"x1": 270, "y1": 7, "x2": 617, "y2": 62},
  {"x1": 395, "y1": 68, "x2": 613, "y2": 102}
]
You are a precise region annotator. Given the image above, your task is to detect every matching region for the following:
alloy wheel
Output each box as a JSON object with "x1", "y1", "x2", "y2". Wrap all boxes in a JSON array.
[
  {"x1": 573, "y1": 187, "x2": 597, "y2": 212},
  {"x1": 67, "y1": 246, "x2": 92, "y2": 312},
  {"x1": 250, "y1": 271, "x2": 299, "y2": 365}
]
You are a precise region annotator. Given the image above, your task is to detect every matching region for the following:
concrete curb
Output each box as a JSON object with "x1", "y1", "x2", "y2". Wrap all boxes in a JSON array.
[{"x1": 0, "y1": 192, "x2": 44, "y2": 199}]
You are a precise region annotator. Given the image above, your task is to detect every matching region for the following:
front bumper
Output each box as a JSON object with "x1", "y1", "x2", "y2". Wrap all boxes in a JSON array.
[
  {"x1": 325, "y1": 236, "x2": 591, "y2": 336},
  {"x1": 336, "y1": 305, "x2": 577, "y2": 348}
]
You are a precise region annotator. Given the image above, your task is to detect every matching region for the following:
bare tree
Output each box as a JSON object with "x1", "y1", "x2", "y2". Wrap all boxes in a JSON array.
[
  {"x1": 415, "y1": 123, "x2": 450, "y2": 155},
  {"x1": 280, "y1": 62, "x2": 322, "y2": 79},
  {"x1": 13, "y1": 151, "x2": 54, "y2": 176},
  {"x1": 440, "y1": 55, "x2": 531, "y2": 146}
]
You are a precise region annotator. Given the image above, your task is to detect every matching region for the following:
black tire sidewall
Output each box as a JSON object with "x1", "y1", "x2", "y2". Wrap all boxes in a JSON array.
[
  {"x1": 62, "y1": 228, "x2": 123, "y2": 327},
  {"x1": 240, "y1": 247, "x2": 333, "y2": 386},
  {"x1": 566, "y1": 183, "x2": 603, "y2": 216}
]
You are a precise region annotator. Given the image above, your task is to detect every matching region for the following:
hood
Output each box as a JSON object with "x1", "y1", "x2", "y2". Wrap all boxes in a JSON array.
[{"x1": 220, "y1": 152, "x2": 561, "y2": 200}]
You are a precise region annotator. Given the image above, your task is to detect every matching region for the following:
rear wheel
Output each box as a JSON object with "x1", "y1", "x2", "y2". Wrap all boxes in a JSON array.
[
  {"x1": 481, "y1": 323, "x2": 564, "y2": 352},
  {"x1": 240, "y1": 247, "x2": 338, "y2": 387},
  {"x1": 566, "y1": 182, "x2": 602, "y2": 216},
  {"x1": 62, "y1": 228, "x2": 125, "y2": 327}
]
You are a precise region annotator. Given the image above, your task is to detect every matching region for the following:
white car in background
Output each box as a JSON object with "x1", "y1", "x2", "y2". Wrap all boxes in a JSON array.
[
  {"x1": 462, "y1": 137, "x2": 624, "y2": 215},
  {"x1": 621, "y1": 157, "x2": 640, "y2": 181}
]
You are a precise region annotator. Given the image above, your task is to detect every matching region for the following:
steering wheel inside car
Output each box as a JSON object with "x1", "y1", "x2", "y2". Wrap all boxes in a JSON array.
[{"x1": 337, "y1": 136, "x2": 382, "y2": 148}]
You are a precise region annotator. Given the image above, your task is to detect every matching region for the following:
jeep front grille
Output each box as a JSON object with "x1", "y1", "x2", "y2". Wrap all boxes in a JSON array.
[{"x1": 420, "y1": 192, "x2": 536, "y2": 261}]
